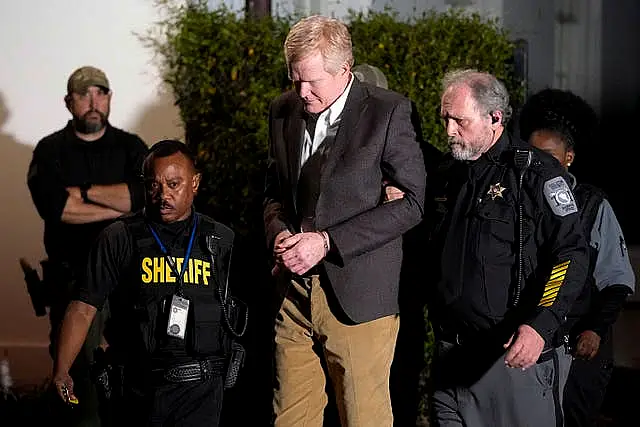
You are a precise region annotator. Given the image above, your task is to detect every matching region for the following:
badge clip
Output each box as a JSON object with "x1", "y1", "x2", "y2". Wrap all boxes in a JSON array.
[{"x1": 167, "y1": 294, "x2": 190, "y2": 340}]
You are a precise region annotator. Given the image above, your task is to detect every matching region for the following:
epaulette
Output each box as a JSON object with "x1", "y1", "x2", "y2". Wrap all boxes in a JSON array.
[
  {"x1": 574, "y1": 182, "x2": 608, "y2": 201},
  {"x1": 525, "y1": 147, "x2": 566, "y2": 180}
]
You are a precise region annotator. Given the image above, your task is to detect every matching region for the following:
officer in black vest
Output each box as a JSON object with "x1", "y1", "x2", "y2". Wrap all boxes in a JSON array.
[
  {"x1": 519, "y1": 88, "x2": 635, "y2": 427},
  {"x1": 51, "y1": 140, "x2": 245, "y2": 426}
]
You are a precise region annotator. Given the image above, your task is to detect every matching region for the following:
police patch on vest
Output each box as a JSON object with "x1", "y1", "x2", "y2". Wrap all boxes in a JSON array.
[
  {"x1": 543, "y1": 177, "x2": 577, "y2": 216},
  {"x1": 140, "y1": 256, "x2": 212, "y2": 285}
]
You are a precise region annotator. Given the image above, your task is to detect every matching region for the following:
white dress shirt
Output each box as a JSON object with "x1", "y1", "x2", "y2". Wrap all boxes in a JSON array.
[{"x1": 299, "y1": 74, "x2": 354, "y2": 169}]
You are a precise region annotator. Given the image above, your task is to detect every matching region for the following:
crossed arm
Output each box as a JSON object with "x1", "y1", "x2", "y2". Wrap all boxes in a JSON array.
[
  {"x1": 63, "y1": 183, "x2": 132, "y2": 224},
  {"x1": 27, "y1": 140, "x2": 146, "y2": 225}
]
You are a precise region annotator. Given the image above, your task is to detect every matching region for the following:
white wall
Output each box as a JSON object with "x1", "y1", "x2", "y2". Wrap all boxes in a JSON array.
[
  {"x1": 0, "y1": 0, "x2": 185, "y2": 383},
  {"x1": 503, "y1": 0, "x2": 555, "y2": 98},
  {"x1": 370, "y1": 0, "x2": 503, "y2": 20},
  {"x1": 553, "y1": 0, "x2": 602, "y2": 112}
]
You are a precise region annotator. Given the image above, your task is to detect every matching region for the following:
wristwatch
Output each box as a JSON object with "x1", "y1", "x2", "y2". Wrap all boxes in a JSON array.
[{"x1": 80, "y1": 182, "x2": 91, "y2": 203}]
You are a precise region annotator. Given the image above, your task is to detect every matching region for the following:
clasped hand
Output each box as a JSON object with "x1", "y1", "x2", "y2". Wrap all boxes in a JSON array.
[
  {"x1": 272, "y1": 230, "x2": 326, "y2": 276},
  {"x1": 503, "y1": 324, "x2": 545, "y2": 370}
]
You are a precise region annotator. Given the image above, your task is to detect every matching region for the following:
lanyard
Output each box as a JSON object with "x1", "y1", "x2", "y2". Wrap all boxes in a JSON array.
[{"x1": 147, "y1": 214, "x2": 199, "y2": 295}]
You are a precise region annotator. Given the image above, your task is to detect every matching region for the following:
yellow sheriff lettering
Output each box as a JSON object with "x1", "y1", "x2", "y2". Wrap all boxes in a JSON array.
[
  {"x1": 165, "y1": 257, "x2": 176, "y2": 283},
  {"x1": 153, "y1": 257, "x2": 164, "y2": 283},
  {"x1": 141, "y1": 257, "x2": 153, "y2": 283},
  {"x1": 194, "y1": 259, "x2": 202, "y2": 284},
  {"x1": 140, "y1": 257, "x2": 211, "y2": 285},
  {"x1": 202, "y1": 260, "x2": 210, "y2": 285},
  {"x1": 175, "y1": 257, "x2": 184, "y2": 282}
]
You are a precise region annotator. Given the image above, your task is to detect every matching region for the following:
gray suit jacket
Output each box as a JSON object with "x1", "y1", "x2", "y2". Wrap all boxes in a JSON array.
[{"x1": 263, "y1": 79, "x2": 427, "y2": 323}]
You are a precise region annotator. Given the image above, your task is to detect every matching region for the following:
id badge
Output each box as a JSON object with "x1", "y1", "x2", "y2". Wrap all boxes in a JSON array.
[{"x1": 167, "y1": 294, "x2": 190, "y2": 340}]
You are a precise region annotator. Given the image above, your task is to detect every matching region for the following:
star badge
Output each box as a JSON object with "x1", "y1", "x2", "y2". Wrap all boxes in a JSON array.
[{"x1": 487, "y1": 182, "x2": 506, "y2": 200}]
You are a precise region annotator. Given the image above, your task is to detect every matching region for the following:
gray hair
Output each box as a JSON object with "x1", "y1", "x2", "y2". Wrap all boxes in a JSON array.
[{"x1": 442, "y1": 69, "x2": 513, "y2": 124}]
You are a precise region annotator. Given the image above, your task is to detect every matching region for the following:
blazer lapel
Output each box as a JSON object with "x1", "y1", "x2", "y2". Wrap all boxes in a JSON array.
[
  {"x1": 321, "y1": 78, "x2": 368, "y2": 181},
  {"x1": 285, "y1": 98, "x2": 306, "y2": 193}
]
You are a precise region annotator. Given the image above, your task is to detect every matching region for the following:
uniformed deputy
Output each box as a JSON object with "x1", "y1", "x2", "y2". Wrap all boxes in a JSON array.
[
  {"x1": 519, "y1": 88, "x2": 635, "y2": 427},
  {"x1": 52, "y1": 140, "x2": 243, "y2": 426},
  {"x1": 425, "y1": 69, "x2": 589, "y2": 427}
]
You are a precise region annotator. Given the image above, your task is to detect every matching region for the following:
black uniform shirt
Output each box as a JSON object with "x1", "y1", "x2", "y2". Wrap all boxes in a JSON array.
[
  {"x1": 27, "y1": 121, "x2": 147, "y2": 267},
  {"x1": 427, "y1": 131, "x2": 589, "y2": 345}
]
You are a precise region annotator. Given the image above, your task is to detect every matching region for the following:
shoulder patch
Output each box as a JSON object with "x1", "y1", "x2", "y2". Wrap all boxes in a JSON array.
[{"x1": 543, "y1": 176, "x2": 578, "y2": 216}]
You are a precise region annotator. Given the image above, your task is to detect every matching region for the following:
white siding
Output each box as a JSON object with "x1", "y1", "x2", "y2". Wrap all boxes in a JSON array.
[{"x1": 553, "y1": 0, "x2": 602, "y2": 112}]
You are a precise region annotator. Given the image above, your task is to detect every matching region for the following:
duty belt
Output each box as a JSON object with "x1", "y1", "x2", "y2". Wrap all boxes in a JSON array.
[
  {"x1": 439, "y1": 330, "x2": 568, "y2": 364},
  {"x1": 151, "y1": 357, "x2": 226, "y2": 385},
  {"x1": 438, "y1": 329, "x2": 473, "y2": 346}
]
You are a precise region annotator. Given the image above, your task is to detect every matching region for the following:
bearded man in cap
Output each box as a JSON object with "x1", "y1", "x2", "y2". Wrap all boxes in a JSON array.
[{"x1": 27, "y1": 66, "x2": 148, "y2": 426}]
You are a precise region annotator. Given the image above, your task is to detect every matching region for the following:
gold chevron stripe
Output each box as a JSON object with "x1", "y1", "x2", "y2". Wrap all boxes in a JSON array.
[
  {"x1": 544, "y1": 279, "x2": 564, "y2": 289},
  {"x1": 541, "y1": 290, "x2": 560, "y2": 302},
  {"x1": 550, "y1": 269, "x2": 568, "y2": 279},
  {"x1": 538, "y1": 261, "x2": 571, "y2": 307},
  {"x1": 553, "y1": 260, "x2": 571, "y2": 269},
  {"x1": 542, "y1": 287, "x2": 561, "y2": 298},
  {"x1": 549, "y1": 269, "x2": 568, "y2": 280}
]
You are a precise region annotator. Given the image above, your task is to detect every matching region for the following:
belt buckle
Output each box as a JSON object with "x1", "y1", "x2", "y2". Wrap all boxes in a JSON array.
[{"x1": 199, "y1": 360, "x2": 211, "y2": 380}]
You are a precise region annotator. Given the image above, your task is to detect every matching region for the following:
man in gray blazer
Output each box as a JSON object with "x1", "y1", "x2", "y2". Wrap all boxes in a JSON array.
[{"x1": 263, "y1": 15, "x2": 427, "y2": 427}]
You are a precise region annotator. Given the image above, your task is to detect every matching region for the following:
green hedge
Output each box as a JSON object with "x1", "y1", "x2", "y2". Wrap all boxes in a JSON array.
[
  {"x1": 350, "y1": 8, "x2": 521, "y2": 150},
  {"x1": 142, "y1": 0, "x2": 521, "y2": 237}
]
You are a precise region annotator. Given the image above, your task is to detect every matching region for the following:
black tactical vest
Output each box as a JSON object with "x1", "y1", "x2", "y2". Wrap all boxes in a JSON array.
[{"x1": 106, "y1": 212, "x2": 235, "y2": 367}]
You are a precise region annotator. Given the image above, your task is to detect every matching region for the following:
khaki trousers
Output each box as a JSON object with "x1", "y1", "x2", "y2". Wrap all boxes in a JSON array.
[{"x1": 273, "y1": 275, "x2": 399, "y2": 427}]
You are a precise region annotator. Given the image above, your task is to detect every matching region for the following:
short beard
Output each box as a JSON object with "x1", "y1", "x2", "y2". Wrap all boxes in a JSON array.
[
  {"x1": 73, "y1": 110, "x2": 108, "y2": 135},
  {"x1": 449, "y1": 137, "x2": 481, "y2": 161},
  {"x1": 448, "y1": 131, "x2": 493, "y2": 161}
]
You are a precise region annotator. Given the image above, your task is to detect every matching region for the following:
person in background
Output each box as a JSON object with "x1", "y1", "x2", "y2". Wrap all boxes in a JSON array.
[
  {"x1": 519, "y1": 88, "x2": 635, "y2": 427},
  {"x1": 352, "y1": 63, "x2": 389, "y2": 90},
  {"x1": 27, "y1": 65, "x2": 148, "y2": 426}
]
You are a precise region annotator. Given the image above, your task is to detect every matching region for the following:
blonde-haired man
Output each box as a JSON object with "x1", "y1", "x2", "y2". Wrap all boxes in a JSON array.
[{"x1": 263, "y1": 15, "x2": 427, "y2": 426}]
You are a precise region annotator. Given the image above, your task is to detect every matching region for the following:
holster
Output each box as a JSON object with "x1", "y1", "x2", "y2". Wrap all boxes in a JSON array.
[
  {"x1": 205, "y1": 230, "x2": 249, "y2": 389},
  {"x1": 20, "y1": 259, "x2": 48, "y2": 317},
  {"x1": 224, "y1": 341, "x2": 246, "y2": 389},
  {"x1": 90, "y1": 347, "x2": 123, "y2": 403}
]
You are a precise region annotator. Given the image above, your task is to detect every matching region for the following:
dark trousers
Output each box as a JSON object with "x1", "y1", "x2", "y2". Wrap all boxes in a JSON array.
[
  {"x1": 430, "y1": 340, "x2": 572, "y2": 427},
  {"x1": 563, "y1": 351, "x2": 614, "y2": 427},
  {"x1": 389, "y1": 303, "x2": 426, "y2": 427},
  {"x1": 110, "y1": 376, "x2": 224, "y2": 427}
]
